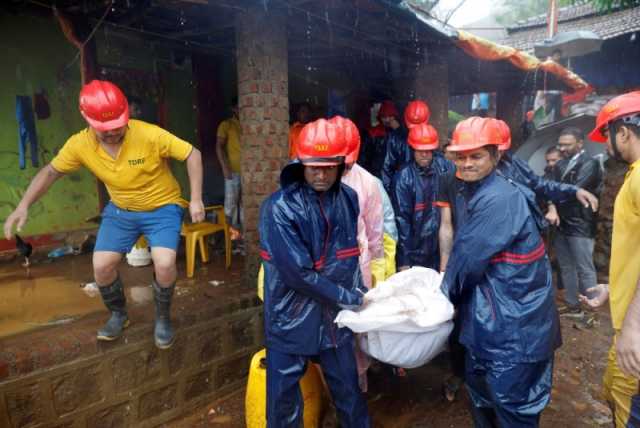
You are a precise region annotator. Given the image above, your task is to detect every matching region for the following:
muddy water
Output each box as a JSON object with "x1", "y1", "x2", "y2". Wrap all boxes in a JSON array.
[{"x1": 0, "y1": 252, "x2": 241, "y2": 338}]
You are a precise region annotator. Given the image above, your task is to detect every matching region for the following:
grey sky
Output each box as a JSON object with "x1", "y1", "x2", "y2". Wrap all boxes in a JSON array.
[{"x1": 431, "y1": 0, "x2": 497, "y2": 26}]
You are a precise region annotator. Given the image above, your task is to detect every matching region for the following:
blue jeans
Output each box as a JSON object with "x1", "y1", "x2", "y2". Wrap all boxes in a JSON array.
[
  {"x1": 224, "y1": 173, "x2": 243, "y2": 230},
  {"x1": 16, "y1": 96, "x2": 39, "y2": 170},
  {"x1": 553, "y1": 233, "x2": 596, "y2": 307}
]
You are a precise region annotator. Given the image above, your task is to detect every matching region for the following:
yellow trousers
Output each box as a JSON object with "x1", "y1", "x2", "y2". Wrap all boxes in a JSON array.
[{"x1": 603, "y1": 336, "x2": 640, "y2": 427}]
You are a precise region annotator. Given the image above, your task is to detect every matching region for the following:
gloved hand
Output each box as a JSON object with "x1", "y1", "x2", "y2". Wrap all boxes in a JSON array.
[{"x1": 338, "y1": 289, "x2": 365, "y2": 311}]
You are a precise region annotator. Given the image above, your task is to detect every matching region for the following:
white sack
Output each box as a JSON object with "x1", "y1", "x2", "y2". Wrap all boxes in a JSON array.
[
  {"x1": 335, "y1": 267, "x2": 454, "y2": 368},
  {"x1": 360, "y1": 322, "x2": 454, "y2": 369}
]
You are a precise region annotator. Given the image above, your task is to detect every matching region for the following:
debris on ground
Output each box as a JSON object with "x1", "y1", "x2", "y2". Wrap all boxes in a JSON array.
[{"x1": 166, "y1": 303, "x2": 614, "y2": 428}]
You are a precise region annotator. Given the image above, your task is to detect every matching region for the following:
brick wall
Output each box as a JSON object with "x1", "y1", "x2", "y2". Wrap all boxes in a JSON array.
[
  {"x1": 236, "y1": 6, "x2": 290, "y2": 288},
  {"x1": 0, "y1": 288, "x2": 263, "y2": 428}
]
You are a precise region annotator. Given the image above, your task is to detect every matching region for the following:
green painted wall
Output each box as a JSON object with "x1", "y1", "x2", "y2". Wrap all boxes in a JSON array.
[
  {"x1": 0, "y1": 13, "x2": 197, "y2": 239},
  {"x1": 0, "y1": 13, "x2": 98, "y2": 237},
  {"x1": 163, "y1": 68, "x2": 198, "y2": 198}
]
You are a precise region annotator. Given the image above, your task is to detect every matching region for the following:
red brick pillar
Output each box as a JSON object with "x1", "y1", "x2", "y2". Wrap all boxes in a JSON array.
[{"x1": 236, "y1": 6, "x2": 289, "y2": 286}]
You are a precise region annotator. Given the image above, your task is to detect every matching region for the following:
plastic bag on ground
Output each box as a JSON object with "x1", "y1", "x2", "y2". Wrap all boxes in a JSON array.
[{"x1": 335, "y1": 267, "x2": 454, "y2": 368}]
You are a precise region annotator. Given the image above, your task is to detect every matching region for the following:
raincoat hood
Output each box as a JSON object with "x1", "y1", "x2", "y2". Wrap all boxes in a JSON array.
[{"x1": 280, "y1": 160, "x2": 346, "y2": 193}]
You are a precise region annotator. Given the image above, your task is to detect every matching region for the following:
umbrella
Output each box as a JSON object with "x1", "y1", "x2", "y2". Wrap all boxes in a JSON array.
[{"x1": 534, "y1": 30, "x2": 603, "y2": 58}]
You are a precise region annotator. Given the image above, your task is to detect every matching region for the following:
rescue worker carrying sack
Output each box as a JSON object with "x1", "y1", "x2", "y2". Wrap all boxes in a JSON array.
[
  {"x1": 441, "y1": 117, "x2": 561, "y2": 428},
  {"x1": 259, "y1": 118, "x2": 371, "y2": 428}
]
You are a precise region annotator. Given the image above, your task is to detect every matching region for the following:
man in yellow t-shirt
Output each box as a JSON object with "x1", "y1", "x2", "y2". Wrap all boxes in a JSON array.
[
  {"x1": 581, "y1": 91, "x2": 640, "y2": 427},
  {"x1": 216, "y1": 99, "x2": 243, "y2": 251},
  {"x1": 3, "y1": 80, "x2": 204, "y2": 350}
]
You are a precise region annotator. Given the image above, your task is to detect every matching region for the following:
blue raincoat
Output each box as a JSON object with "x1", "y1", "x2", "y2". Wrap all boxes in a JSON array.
[
  {"x1": 259, "y1": 162, "x2": 370, "y2": 428},
  {"x1": 392, "y1": 155, "x2": 453, "y2": 270},
  {"x1": 498, "y1": 152, "x2": 578, "y2": 203},
  {"x1": 259, "y1": 162, "x2": 366, "y2": 354},
  {"x1": 381, "y1": 127, "x2": 409, "y2": 194},
  {"x1": 441, "y1": 171, "x2": 561, "y2": 427}
]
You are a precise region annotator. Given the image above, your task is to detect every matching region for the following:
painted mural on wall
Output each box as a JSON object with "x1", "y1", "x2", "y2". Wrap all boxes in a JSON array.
[{"x1": 0, "y1": 14, "x2": 100, "y2": 238}]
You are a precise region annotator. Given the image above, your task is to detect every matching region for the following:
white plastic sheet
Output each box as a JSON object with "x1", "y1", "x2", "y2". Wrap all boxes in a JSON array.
[{"x1": 335, "y1": 267, "x2": 454, "y2": 368}]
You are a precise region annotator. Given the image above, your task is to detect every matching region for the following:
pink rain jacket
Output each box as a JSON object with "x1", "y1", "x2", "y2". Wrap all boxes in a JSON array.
[{"x1": 342, "y1": 163, "x2": 385, "y2": 289}]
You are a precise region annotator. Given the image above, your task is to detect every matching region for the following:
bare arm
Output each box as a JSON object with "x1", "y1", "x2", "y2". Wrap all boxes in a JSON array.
[
  {"x1": 439, "y1": 206, "x2": 454, "y2": 272},
  {"x1": 215, "y1": 136, "x2": 231, "y2": 179},
  {"x1": 185, "y1": 148, "x2": 205, "y2": 223},
  {"x1": 545, "y1": 203, "x2": 560, "y2": 226},
  {"x1": 4, "y1": 164, "x2": 64, "y2": 239},
  {"x1": 617, "y1": 275, "x2": 640, "y2": 378}
]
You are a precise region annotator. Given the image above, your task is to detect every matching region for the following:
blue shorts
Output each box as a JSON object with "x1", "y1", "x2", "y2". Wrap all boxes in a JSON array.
[{"x1": 95, "y1": 202, "x2": 184, "y2": 253}]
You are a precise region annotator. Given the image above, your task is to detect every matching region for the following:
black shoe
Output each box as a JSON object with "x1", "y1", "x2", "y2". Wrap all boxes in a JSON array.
[{"x1": 559, "y1": 304, "x2": 584, "y2": 319}]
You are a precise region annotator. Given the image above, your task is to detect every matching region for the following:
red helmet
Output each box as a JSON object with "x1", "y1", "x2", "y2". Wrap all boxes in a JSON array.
[
  {"x1": 404, "y1": 100, "x2": 431, "y2": 129},
  {"x1": 378, "y1": 100, "x2": 399, "y2": 119},
  {"x1": 447, "y1": 117, "x2": 502, "y2": 152},
  {"x1": 494, "y1": 119, "x2": 512, "y2": 151},
  {"x1": 329, "y1": 116, "x2": 361, "y2": 165},
  {"x1": 408, "y1": 123, "x2": 439, "y2": 151},
  {"x1": 589, "y1": 91, "x2": 640, "y2": 142},
  {"x1": 79, "y1": 80, "x2": 129, "y2": 132},
  {"x1": 297, "y1": 119, "x2": 347, "y2": 166}
]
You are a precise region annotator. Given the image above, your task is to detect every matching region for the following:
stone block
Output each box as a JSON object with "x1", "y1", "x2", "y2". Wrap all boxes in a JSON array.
[
  {"x1": 138, "y1": 384, "x2": 177, "y2": 420},
  {"x1": 168, "y1": 335, "x2": 188, "y2": 375},
  {"x1": 51, "y1": 420, "x2": 82, "y2": 428},
  {"x1": 5, "y1": 383, "x2": 44, "y2": 428},
  {"x1": 195, "y1": 327, "x2": 223, "y2": 364},
  {"x1": 52, "y1": 364, "x2": 103, "y2": 415},
  {"x1": 87, "y1": 402, "x2": 131, "y2": 428},
  {"x1": 214, "y1": 354, "x2": 250, "y2": 389},
  {"x1": 112, "y1": 348, "x2": 161, "y2": 392},
  {"x1": 184, "y1": 369, "x2": 213, "y2": 402}
]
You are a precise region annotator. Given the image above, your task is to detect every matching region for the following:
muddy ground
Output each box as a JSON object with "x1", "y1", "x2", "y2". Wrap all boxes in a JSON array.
[{"x1": 166, "y1": 302, "x2": 614, "y2": 428}]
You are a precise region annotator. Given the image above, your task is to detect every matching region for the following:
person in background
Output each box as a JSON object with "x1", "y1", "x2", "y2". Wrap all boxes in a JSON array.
[
  {"x1": 550, "y1": 127, "x2": 604, "y2": 318},
  {"x1": 494, "y1": 119, "x2": 599, "y2": 232},
  {"x1": 216, "y1": 97, "x2": 244, "y2": 253},
  {"x1": 380, "y1": 100, "x2": 408, "y2": 194},
  {"x1": 442, "y1": 117, "x2": 560, "y2": 427},
  {"x1": 358, "y1": 102, "x2": 387, "y2": 178},
  {"x1": 259, "y1": 118, "x2": 370, "y2": 427},
  {"x1": 331, "y1": 116, "x2": 385, "y2": 289},
  {"x1": 4, "y1": 80, "x2": 204, "y2": 349},
  {"x1": 332, "y1": 115, "x2": 386, "y2": 391},
  {"x1": 393, "y1": 123, "x2": 451, "y2": 272},
  {"x1": 545, "y1": 146, "x2": 563, "y2": 175},
  {"x1": 471, "y1": 93, "x2": 490, "y2": 117},
  {"x1": 288, "y1": 102, "x2": 311, "y2": 160},
  {"x1": 543, "y1": 145, "x2": 566, "y2": 292}
]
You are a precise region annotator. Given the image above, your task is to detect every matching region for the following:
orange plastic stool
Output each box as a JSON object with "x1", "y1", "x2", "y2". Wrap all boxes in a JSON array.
[{"x1": 180, "y1": 205, "x2": 231, "y2": 278}]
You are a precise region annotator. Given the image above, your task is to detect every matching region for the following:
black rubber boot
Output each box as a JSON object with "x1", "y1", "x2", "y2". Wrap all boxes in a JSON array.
[
  {"x1": 152, "y1": 280, "x2": 175, "y2": 349},
  {"x1": 97, "y1": 276, "x2": 129, "y2": 341}
]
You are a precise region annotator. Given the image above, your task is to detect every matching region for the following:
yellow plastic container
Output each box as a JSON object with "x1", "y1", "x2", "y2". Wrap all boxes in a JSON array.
[{"x1": 245, "y1": 349, "x2": 327, "y2": 428}]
